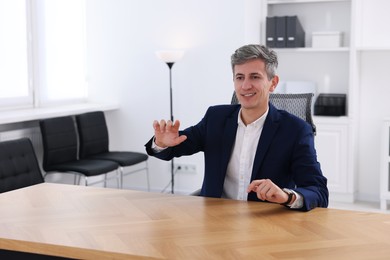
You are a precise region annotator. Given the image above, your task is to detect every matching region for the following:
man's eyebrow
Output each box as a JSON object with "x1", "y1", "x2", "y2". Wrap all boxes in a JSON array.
[{"x1": 234, "y1": 72, "x2": 262, "y2": 77}]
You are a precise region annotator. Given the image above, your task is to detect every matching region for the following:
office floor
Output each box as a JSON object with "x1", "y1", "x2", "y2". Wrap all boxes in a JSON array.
[{"x1": 328, "y1": 200, "x2": 390, "y2": 214}]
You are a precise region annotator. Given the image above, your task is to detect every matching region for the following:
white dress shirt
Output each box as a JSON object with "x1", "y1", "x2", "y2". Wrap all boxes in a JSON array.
[
  {"x1": 222, "y1": 108, "x2": 267, "y2": 200},
  {"x1": 222, "y1": 108, "x2": 303, "y2": 208}
]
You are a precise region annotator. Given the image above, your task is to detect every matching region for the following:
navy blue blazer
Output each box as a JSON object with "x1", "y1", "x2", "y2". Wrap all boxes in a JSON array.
[{"x1": 145, "y1": 103, "x2": 328, "y2": 211}]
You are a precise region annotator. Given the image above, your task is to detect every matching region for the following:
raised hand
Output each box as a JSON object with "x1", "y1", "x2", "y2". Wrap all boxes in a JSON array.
[{"x1": 153, "y1": 119, "x2": 187, "y2": 148}]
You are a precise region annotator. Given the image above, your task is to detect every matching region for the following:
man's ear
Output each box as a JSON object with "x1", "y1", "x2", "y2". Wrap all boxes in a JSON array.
[{"x1": 269, "y1": 75, "x2": 279, "y2": 92}]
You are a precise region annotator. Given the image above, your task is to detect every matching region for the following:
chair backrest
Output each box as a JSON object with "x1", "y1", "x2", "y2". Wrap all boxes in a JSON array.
[
  {"x1": 76, "y1": 111, "x2": 109, "y2": 158},
  {"x1": 231, "y1": 92, "x2": 316, "y2": 135},
  {"x1": 39, "y1": 116, "x2": 79, "y2": 170},
  {"x1": 0, "y1": 138, "x2": 44, "y2": 193}
]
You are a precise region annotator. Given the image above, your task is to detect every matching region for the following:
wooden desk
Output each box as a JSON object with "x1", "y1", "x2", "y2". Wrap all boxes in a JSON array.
[{"x1": 1, "y1": 183, "x2": 390, "y2": 259}]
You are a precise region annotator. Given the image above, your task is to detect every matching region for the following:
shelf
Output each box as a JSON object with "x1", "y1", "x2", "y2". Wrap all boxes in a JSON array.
[
  {"x1": 357, "y1": 47, "x2": 390, "y2": 52},
  {"x1": 313, "y1": 115, "x2": 349, "y2": 125},
  {"x1": 0, "y1": 102, "x2": 120, "y2": 125},
  {"x1": 274, "y1": 47, "x2": 349, "y2": 53},
  {"x1": 268, "y1": 0, "x2": 350, "y2": 5}
]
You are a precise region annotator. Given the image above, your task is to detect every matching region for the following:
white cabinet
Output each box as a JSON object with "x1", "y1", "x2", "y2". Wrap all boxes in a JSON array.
[
  {"x1": 380, "y1": 119, "x2": 390, "y2": 210},
  {"x1": 314, "y1": 118, "x2": 354, "y2": 202}
]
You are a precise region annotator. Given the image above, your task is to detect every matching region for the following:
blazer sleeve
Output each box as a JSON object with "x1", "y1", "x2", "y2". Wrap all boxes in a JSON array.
[
  {"x1": 247, "y1": 107, "x2": 328, "y2": 211},
  {"x1": 292, "y1": 125, "x2": 329, "y2": 211}
]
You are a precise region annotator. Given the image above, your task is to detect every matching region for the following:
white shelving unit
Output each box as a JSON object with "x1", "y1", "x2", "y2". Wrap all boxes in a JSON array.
[
  {"x1": 245, "y1": 0, "x2": 390, "y2": 204},
  {"x1": 261, "y1": 0, "x2": 356, "y2": 202}
]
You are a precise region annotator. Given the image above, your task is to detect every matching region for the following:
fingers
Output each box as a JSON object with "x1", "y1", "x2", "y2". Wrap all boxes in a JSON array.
[
  {"x1": 153, "y1": 120, "x2": 160, "y2": 131},
  {"x1": 153, "y1": 119, "x2": 186, "y2": 147},
  {"x1": 247, "y1": 179, "x2": 263, "y2": 193},
  {"x1": 153, "y1": 120, "x2": 181, "y2": 133},
  {"x1": 171, "y1": 120, "x2": 181, "y2": 132},
  {"x1": 247, "y1": 179, "x2": 283, "y2": 203}
]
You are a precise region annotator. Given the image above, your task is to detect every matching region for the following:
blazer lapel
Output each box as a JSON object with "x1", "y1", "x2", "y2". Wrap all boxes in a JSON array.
[
  {"x1": 251, "y1": 104, "x2": 280, "y2": 181},
  {"x1": 220, "y1": 107, "x2": 240, "y2": 177}
]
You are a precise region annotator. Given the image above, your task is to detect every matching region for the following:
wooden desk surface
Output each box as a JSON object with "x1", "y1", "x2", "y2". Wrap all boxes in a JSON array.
[{"x1": 1, "y1": 183, "x2": 390, "y2": 259}]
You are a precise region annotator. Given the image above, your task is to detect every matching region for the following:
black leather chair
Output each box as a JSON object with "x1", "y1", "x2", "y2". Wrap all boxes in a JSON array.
[
  {"x1": 231, "y1": 92, "x2": 316, "y2": 135},
  {"x1": 39, "y1": 116, "x2": 120, "y2": 186},
  {"x1": 0, "y1": 138, "x2": 44, "y2": 193},
  {"x1": 75, "y1": 111, "x2": 150, "y2": 190}
]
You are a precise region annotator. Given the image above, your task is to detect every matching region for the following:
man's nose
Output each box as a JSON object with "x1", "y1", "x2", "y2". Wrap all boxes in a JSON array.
[{"x1": 241, "y1": 78, "x2": 252, "y2": 90}]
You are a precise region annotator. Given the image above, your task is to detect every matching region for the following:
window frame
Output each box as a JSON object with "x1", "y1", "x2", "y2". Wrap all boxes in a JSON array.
[{"x1": 0, "y1": 0, "x2": 88, "y2": 111}]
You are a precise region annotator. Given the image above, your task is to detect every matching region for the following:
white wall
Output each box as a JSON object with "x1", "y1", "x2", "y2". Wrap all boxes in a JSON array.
[
  {"x1": 85, "y1": 0, "x2": 247, "y2": 193},
  {"x1": 85, "y1": 0, "x2": 390, "y2": 203},
  {"x1": 354, "y1": 0, "x2": 390, "y2": 202},
  {"x1": 357, "y1": 51, "x2": 390, "y2": 201}
]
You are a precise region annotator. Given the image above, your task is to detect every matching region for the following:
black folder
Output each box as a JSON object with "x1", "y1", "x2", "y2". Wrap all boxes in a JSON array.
[
  {"x1": 286, "y1": 16, "x2": 305, "y2": 48},
  {"x1": 266, "y1": 16, "x2": 276, "y2": 47},
  {"x1": 275, "y1": 16, "x2": 287, "y2": 48}
]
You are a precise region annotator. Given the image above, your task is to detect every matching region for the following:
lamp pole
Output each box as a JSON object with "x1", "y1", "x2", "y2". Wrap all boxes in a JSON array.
[
  {"x1": 156, "y1": 50, "x2": 184, "y2": 194},
  {"x1": 167, "y1": 62, "x2": 174, "y2": 194},
  {"x1": 167, "y1": 62, "x2": 174, "y2": 122}
]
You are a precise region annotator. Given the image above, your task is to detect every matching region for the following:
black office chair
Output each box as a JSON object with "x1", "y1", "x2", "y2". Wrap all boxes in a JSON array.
[
  {"x1": 0, "y1": 138, "x2": 44, "y2": 193},
  {"x1": 75, "y1": 111, "x2": 150, "y2": 190},
  {"x1": 39, "y1": 116, "x2": 120, "y2": 186},
  {"x1": 231, "y1": 92, "x2": 316, "y2": 135}
]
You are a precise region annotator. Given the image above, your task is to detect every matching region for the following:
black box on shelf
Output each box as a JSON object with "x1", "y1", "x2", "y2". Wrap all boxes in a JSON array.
[{"x1": 314, "y1": 93, "x2": 346, "y2": 116}]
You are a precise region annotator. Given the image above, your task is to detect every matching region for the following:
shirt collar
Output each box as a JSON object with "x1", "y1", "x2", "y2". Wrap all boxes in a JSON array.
[{"x1": 237, "y1": 107, "x2": 269, "y2": 128}]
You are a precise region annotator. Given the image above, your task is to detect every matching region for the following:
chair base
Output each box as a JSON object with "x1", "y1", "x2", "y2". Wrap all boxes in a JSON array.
[
  {"x1": 43, "y1": 169, "x2": 121, "y2": 188},
  {"x1": 120, "y1": 161, "x2": 150, "y2": 191}
]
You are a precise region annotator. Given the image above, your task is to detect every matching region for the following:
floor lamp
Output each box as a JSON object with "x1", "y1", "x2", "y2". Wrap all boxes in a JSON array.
[{"x1": 156, "y1": 50, "x2": 184, "y2": 194}]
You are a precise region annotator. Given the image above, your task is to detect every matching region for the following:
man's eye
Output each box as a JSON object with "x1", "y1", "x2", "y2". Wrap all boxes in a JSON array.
[{"x1": 236, "y1": 76, "x2": 244, "y2": 80}]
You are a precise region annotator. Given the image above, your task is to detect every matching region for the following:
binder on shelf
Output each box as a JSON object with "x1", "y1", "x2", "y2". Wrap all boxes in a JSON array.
[
  {"x1": 275, "y1": 16, "x2": 287, "y2": 48},
  {"x1": 286, "y1": 15, "x2": 305, "y2": 48},
  {"x1": 266, "y1": 16, "x2": 276, "y2": 47}
]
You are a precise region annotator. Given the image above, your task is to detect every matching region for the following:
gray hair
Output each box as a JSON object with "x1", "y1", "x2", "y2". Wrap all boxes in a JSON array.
[{"x1": 231, "y1": 44, "x2": 278, "y2": 80}]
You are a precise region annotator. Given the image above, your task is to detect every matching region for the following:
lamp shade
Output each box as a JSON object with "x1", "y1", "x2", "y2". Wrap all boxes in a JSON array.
[{"x1": 155, "y1": 50, "x2": 184, "y2": 63}]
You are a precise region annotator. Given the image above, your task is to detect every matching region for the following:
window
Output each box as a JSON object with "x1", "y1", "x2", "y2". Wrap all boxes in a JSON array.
[
  {"x1": 0, "y1": 0, "x2": 87, "y2": 110},
  {"x1": 0, "y1": 0, "x2": 31, "y2": 108}
]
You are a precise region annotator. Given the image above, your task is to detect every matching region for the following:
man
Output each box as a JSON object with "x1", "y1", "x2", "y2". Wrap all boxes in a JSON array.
[{"x1": 145, "y1": 44, "x2": 328, "y2": 211}]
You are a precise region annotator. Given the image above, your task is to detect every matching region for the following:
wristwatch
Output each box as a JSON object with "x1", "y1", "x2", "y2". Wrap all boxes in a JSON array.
[{"x1": 281, "y1": 188, "x2": 294, "y2": 206}]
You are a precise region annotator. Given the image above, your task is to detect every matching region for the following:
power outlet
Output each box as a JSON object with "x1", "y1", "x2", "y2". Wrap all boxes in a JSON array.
[{"x1": 175, "y1": 164, "x2": 197, "y2": 174}]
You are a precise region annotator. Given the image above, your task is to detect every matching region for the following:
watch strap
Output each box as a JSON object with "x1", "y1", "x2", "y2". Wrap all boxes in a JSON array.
[{"x1": 281, "y1": 188, "x2": 294, "y2": 206}]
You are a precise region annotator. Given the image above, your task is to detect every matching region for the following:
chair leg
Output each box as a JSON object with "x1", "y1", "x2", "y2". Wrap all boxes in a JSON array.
[
  {"x1": 119, "y1": 161, "x2": 150, "y2": 191},
  {"x1": 119, "y1": 167, "x2": 124, "y2": 189},
  {"x1": 116, "y1": 169, "x2": 121, "y2": 189},
  {"x1": 74, "y1": 174, "x2": 82, "y2": 185},
  {"x1": 145, "y1": 161, "x2": 150, "y2": 192}
]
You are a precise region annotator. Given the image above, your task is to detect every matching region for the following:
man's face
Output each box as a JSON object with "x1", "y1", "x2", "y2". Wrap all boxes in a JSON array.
[{"x1": 233, "y1": 59, "x2": 278, "y2": 112}]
